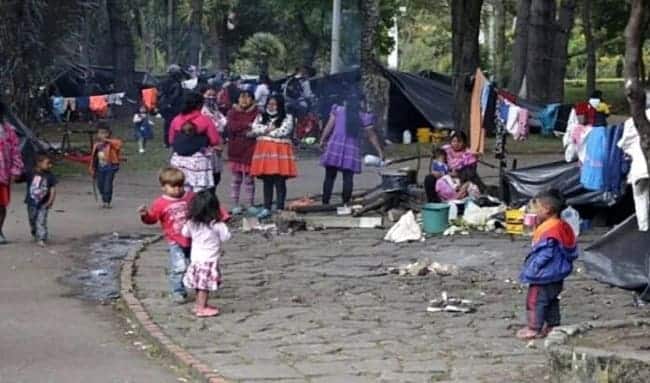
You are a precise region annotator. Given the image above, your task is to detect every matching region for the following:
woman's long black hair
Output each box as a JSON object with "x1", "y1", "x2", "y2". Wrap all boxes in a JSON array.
[
  {"x1": 188, "y1": 190, "x2": 222, "y2": 225},
  {"x1": 344, "y1": 92, "x2": 363, "y2": 138},
  {"x1": 181, "y1": 91, "x2": 205, "y2": 114},
  {"x1": 261, "y1": 94, "x2": 287, "y2": 128}
]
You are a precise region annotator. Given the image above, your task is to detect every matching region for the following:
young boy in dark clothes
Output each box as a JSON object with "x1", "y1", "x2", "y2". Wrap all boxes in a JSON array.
[
  {"x1": 25, "y1": 154, "x2": 57, "y2": 246},
  {"x1": 517, "y1": 189, "x2": 579, "y2": 340}
]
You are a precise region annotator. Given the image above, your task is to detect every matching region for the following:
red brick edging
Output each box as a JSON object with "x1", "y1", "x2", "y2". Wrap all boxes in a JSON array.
[{"x1": 120, "y1": 237, "x2": 230, "y2": 383}]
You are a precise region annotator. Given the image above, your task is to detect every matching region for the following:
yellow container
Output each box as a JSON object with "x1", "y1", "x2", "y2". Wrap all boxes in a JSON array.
[
  {"x1": 416, "y1": 127, "x2": 432, "y2": 143},
  {"x1": 505, "y1": 208, "x2": 525, "y2": 235}
]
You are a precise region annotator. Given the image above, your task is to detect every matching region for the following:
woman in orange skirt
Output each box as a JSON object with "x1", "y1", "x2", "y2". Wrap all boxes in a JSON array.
[{"x1": 250, "y1": 94, "x2": 297, "y2": 219}]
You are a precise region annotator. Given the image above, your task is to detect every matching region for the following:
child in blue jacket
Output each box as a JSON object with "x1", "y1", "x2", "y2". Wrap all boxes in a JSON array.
[{"x1": 517, "y1": 189, "x2": 578, "y2": 340}]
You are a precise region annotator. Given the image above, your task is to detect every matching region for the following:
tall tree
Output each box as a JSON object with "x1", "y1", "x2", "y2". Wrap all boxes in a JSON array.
[
  {"x1": 451, "y1": 0, "x2": 484, "y2": 133},
  {"x1": 582, "y1": 0, "x2": 597, "y2": 97},
  {"x1": 509, "y1": 0, "x2": 531, "y2": 94},
  {"x1": 188, "y1": 0, "x2": 204, "y2": 66},
  {"x1": 548, "y1": 0, "x2": 576, "y2": 103},
  {"x1": 167, "y1": 0, "x2": 176, "y2": 64},
  {"x1": 624, "y1": 0, "x2": 650, "y2": 146},
  {"x1": 523, "y1": 0, "x2": 576, "y2": 104},
  {"x1": 360, "y1": 0, "x2": 390, "y2": 133},
  {"x1": 492, "y1": 0, "x2": 507, "y2": 86},
  {"x1": 525, "y1": 0, "x2": 556, "y2": 103},
  {"x1": 106, "y1": 0, "x2": 136, "y2": 98}
]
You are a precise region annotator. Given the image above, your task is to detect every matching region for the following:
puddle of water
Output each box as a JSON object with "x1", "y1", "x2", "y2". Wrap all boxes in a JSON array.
[{"x1": 62, "y1": 234, "x2": 151, "y2": 302}]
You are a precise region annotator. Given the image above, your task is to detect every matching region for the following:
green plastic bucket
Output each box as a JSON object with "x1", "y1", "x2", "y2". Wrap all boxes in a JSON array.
[{"x1": 422, "y1": 203, "x2": 450, "y2": 234}]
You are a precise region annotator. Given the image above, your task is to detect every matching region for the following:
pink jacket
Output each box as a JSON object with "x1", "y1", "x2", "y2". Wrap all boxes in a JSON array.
[
  {"x1": 0, "y1": 122, "x2": 24, "y2": 185},
  {"x1": 168, "y1": 110, "x2": 220, "y2": 147}
]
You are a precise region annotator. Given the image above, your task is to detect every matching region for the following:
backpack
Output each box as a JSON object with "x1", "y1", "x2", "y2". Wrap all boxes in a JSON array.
[{"x1": 284, "y1": 77, "x2": 303, "y2": 100}]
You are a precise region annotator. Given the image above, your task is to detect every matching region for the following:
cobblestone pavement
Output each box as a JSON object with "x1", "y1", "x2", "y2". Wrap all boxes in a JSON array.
[{"x1": 133, "y1": 225, "x2": 648, "y2": 383}]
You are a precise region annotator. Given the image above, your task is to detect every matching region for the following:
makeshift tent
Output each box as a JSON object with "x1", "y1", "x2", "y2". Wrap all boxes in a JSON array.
[
  {"x1": 583, "y1": 215, "x2": 650, "y2": 300},
  {"x1": 52, "y1": 65, "x2": 153, "y2": 97},
  {"x1": 308, "y1": 69, "x2": 454, "y2": 141},
  {"x1": 504, "y1": 160, "x2": 634, "y2": 225},
  {"x1": 505, "y1": 161, "x2": 621, "y2": 207}
]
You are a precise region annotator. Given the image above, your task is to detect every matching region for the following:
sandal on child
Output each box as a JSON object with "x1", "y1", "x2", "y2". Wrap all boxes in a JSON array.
[{"x1": 195, "y1": 307, "x2": 220, "y2": 317}]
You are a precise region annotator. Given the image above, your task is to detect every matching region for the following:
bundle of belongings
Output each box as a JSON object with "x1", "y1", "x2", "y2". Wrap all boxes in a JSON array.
[
  {"x1": 563, "y1": 105, "x2": 650, "y2": 231},
  {"x1": 470, "y1": 69, "x2": 530, "y2": 157}
]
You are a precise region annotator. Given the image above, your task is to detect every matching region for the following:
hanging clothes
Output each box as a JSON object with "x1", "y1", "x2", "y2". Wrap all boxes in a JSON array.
[
  {"x1": 497, "y1": 89, "x2": 517, "y2": 104},
  {"x1": 539, "y1": 104, "x2": 560, "y2": 136},
  {"x1": 574, "y1": 102, "x2": 597, "y2": 125},
  {"x1": 483, "y1": 85, "x2": 498, "y2": 135},
  {"x1": 516, "y1": 107, "x2": 529, "y2": 140},
  {"x1": 52, "y1": 97, "x2": 65, "y2": 117},
  {"x1": 141, "y1": 88, "x2": 158, "y2": 112},
  {"x1": 63, "y1": 98, "x2": 76, "y2": 112},
  {"x1": 604, "y1": 124, "x2": 628, "y2": 196},
  {"x1": 89, "y1": 95, "x2": 109, "y2": 118},
  {"x1": 505, "y1": 102, "x2": 519, "y2": 138},
  {"x1": 580, "y1": 126, "x2": 608, "y2": 191},
  {"x1": 618, "y1": 115, "x2": 650, "y2": 231},
  {"x1": 75, "y1": 96, "x2": 90, "y2": 111},
  {"x1": 469, "y1": 69, "x2": 487, "y2": 154},
  {"x1": 553, "y1": 104, "x2": 574, "y2": 134},
  {"x1": 107, "y1": 92, "x2": 125, "y2": 105}
]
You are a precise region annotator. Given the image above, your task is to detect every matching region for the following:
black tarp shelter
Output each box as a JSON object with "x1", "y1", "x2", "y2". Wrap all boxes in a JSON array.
[
  {"x1": 583, "y1": 215, "x2": 650, "y2": 299},
  {"x1": 308, "y1": 69, "x2": 454, "y2": 141}
]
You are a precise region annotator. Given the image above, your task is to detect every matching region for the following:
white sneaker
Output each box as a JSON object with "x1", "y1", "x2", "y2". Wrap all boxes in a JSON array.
[{"x1": 139, "y1": 148, "x2": 145, "y2": 154}]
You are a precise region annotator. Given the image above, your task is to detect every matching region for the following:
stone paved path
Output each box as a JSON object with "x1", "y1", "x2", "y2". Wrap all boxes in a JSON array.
[{"x1": 134, "y1": 226, "x2": 647, "y2": 383}]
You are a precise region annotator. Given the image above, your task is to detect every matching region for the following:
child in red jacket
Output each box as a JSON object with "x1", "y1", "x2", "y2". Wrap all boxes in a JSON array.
[{"x1": 139, "y1": 167, "x2": 194, "y2": 303}]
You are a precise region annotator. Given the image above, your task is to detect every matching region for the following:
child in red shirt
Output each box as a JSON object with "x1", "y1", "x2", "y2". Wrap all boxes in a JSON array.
[{"x1": 139, "y1": 167, "x2": 194, "y2": 303}]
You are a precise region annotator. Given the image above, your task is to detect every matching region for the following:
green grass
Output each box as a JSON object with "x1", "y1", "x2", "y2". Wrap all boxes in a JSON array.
[{"x1": 564, "y1": 79, "x2": 627, "y2": 114}]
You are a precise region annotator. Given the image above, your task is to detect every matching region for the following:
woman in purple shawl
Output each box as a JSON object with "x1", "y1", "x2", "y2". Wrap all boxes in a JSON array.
[{"x1": 319, "y1": 92, "x2": 383, "y2": 205}]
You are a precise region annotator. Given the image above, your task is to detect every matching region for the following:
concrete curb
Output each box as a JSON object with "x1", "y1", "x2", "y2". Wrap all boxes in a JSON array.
[
  {"x1": 544, "y1": 318, "x2": 650, "y2": 383},
  {"x1": 119, "y1": 236, "x2": 230, "y2": 383}
]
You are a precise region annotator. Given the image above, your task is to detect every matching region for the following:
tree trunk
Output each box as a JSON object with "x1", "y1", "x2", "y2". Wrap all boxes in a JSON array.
[
  {"x1": 188, "y1": 0, "x2": 203, "y2": 67},
  {"x1": 167, "y1": 0, "x2": 176, "y2": 64},
  {"x1": 106, "y1": 0, "x2": 136, "y2": 99},
  {"x1": 137, "y1": 0, "x2": 155, "y2": 72},
  {"x1": 624, "y1": 0, "x2": 650, "y2": 148},
  {"x1": 509, "y1": 0, "x2": 531, "y2": 93},
  {"x1": 493, "y1": 0, "x2": 506, "y2": 86},
  {"x1": 207, "y1": 12, "x2": 228, "y2": 70},
  {"x1": 548, "y1": 0, "x2": 576, "y2": 103},
  {"x1": 525, "y1": 0, "x2": 556, "y2": 104},
  {"x1": 583, "y1": 0, "x2": 596, "y2": 98},
  {"x1": 297, "y1": 12, "x2": 320, "y2": 67},
  {"x1": 451, "y1": 0, "x2": 484, "y2": 134},
  {"x1": 360, "y1": 0, "x2": 389, "y2": 135}
]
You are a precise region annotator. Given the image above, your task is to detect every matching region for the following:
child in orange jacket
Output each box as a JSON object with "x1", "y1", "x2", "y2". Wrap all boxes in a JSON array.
[{"x1": 89, "y1": 121, "x2": 123, "y2": 208}]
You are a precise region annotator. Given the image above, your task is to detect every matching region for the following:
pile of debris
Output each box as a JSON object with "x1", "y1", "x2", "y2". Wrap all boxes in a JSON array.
[
  {"x1": 426, "y1": 291, "x2": 478, "y2": 314},
  {"x1": 388, "y1": 259, "x2": 459, "y2": 277}
]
